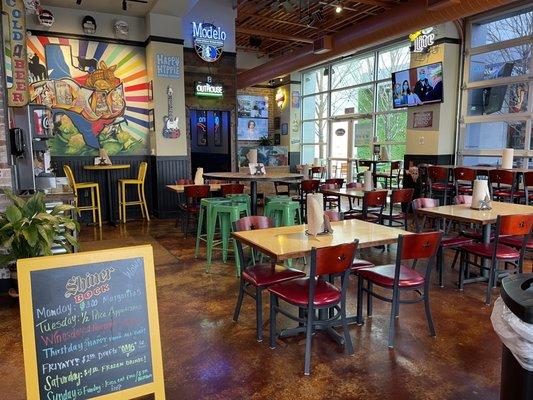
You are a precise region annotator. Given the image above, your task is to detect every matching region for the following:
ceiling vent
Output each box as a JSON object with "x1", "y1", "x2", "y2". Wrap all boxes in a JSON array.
[
  {"x1": 313, "y1": 35, "x2": 332, "y2": 54},
  {"x1": 427, "y1": 0, "x2": 460, "y2": 11}
]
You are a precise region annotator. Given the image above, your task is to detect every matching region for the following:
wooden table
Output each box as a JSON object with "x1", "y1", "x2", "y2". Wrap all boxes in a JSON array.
[
  {"x1": 415, "y1": 202, "x2": 533, "y2": 280},
  {"x1": 203, "y1": 172, "x2": 303, "y2": 215},
  {"x1": 232, "y1": 218, "x2": 411, "y2": 262},
  {"x1": 83, "y1": 164, "x2": 130, "y2": 226},
  {"x1": 166, "y1": 184, "x2": 222, "y2": 193}
]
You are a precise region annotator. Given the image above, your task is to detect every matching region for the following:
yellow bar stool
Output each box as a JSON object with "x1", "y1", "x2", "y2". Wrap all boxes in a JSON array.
[
  {"x1": 63, "y1": 165, "x2": 102, "y2": 226},
  {"x1": 118, "y1": 161, "x2": 150, "y2": 223}
]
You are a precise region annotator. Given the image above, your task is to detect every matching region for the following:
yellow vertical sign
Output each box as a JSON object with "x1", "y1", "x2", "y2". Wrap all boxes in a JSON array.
[{"x1": 3, "y1": 0, "x2": 29, "y2": 106}]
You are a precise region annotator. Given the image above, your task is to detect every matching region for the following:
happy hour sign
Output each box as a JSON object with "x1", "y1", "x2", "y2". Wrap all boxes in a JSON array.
[{"x1": 18, "y1": 246, "x2": 165, "y2": 400}]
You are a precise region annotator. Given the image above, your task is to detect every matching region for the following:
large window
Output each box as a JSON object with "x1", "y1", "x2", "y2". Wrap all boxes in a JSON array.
[
  {"x1": 459, "y1": 5, "x2": 533, "y2": 166},
  {"x1": 301, "y1": 42, "x2": 410, "y2": 179}
]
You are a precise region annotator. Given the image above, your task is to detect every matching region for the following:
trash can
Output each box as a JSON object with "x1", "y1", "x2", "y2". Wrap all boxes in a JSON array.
[{"x1": 491, "y1": 273, "x2": 533, "y2": 400}]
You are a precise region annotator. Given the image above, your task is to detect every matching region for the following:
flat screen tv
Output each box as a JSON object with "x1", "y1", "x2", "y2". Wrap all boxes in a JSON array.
[
  {"x1": 392, "y1": 62, "x2": 443, "y2": 108},
  {"x1": 237, "y1": 117, "x2": 268, "y2": 141}
]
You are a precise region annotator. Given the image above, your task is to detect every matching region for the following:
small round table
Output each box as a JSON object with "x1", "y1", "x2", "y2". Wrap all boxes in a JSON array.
[
  {"x1": 84, "y1": 164, "x2": 130, "y2": 226},
  {"x1": 203, "y1": 172, "x2": 303, "y2": 215}
]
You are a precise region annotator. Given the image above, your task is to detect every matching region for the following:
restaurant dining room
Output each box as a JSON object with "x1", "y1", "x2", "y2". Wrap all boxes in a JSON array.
[{"x1": 0, "y1": 0, "x2": 532, "y2": 399}]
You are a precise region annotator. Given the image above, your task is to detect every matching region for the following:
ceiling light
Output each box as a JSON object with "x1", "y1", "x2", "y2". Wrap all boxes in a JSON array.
[{"x1": 335, "y1": 4, "x2": 343, "y2": 13}]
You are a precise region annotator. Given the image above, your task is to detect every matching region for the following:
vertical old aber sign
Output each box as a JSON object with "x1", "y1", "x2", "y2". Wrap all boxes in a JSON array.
[{"x1": 3, "y1": 0, "x2": 29, "y2": 106}]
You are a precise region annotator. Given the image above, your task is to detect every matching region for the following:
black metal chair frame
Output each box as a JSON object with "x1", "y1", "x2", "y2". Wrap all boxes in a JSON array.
[
  {"x1": 356, "y1": 233, "x2": 442, "y2": 348},
  {"x1": 459, "y1": 215, "x2": 530, "y2": 305},
  {"x1": 269, "y1": 241, "x2": 358, "y2": 376}
]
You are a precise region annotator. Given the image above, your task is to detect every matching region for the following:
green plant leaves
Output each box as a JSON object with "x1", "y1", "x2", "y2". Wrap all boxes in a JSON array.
[{"x1": 5, "y1": 205, "x2": 22, "y2": 223}]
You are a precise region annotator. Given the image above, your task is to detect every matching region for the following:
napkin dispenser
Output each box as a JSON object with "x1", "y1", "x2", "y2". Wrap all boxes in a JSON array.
[
  {"x1": 471, "y1": 179, "x2": 492, "y2": 210},
  {"x1": 194, "y1": 167, "x2": 204, "y2": 185},
  {"x1": 363, "y1": 170, "x2": 374, "y2": 192}
]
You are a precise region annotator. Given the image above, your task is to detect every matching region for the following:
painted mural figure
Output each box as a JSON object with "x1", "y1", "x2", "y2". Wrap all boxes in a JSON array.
[{"x1": 26, "y1": 36, "x2": 149, "y2": 156}]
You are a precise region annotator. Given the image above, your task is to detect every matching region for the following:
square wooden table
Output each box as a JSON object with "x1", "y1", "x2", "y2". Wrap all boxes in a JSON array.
[
  {"x1": 166, "y1": 183, "x2": 222, "y2": 193},
  {"x1": 232, "y1": 218, "x2": 411, "y2": 262}
]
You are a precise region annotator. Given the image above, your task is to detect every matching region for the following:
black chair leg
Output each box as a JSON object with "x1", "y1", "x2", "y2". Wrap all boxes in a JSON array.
[
  {"x1": 367, "y1": 281, "x2": 373, "y2": 317},
  {"x1": 269, "y1": 294, "x2": 277, "y2": 349},
  {"x1": 256, "y1": 288, "x2": 263, "y2": 342},
  {"x1": 341, "y1": 302, "x2": 354, "y2": 355},
  {"x1": 458, "y1": 251, "x2": 465, "y2": 290},
  {"x1": 437, "y1": 247, "x2": 444, "y2": 288},
  {"x1": 424, "y1": 289, "x2": 436, "y2": 337},
  {"x1": 388, "y1": 287, "x2": 399, "y2": 348},
  {"x1": 356, "y1": 276, "x2": 364, "y2": 325},
  {"x1": 485, "y1": 260, "x2": 496, "y2": 305},
  {"x1": 233, "y1": 279, "x2": 245, "y2": 322},
  {"x1": 304, "y1": 304, "x2": 314, "y2": 376}
]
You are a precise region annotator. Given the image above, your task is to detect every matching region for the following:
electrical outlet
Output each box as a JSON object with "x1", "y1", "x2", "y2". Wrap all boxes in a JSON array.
[{"x1": 419, "y1": 137, "x2": 425, "y2": 145}]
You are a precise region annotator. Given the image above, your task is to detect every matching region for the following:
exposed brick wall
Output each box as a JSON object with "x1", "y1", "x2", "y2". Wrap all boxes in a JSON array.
[{"x1": 0, "y1": 48, "x2": 13, "y2": 190}]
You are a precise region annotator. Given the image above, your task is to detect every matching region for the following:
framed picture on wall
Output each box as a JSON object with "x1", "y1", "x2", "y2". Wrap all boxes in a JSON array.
[
  {"x1": 148, "y1": 109, "x2": 155, "y2": 131},
  {"x1": 281, "y1": 123, "x2": 288, "y2": 135}
]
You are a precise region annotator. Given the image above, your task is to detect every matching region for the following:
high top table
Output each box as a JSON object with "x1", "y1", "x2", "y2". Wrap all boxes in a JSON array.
[{"x1": 202, "y1": 172, "x2": 303, "y2": 215}]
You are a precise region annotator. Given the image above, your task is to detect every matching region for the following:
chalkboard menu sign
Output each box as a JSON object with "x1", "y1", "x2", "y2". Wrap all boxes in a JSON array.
[{"x1": 18, "y1": 245, "x2": 165, "y2": 400}]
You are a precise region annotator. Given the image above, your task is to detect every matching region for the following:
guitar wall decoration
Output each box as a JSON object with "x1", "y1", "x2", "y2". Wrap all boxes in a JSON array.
[{"x1": 162, "y1": 86, "x2": 180, "y2": 139}]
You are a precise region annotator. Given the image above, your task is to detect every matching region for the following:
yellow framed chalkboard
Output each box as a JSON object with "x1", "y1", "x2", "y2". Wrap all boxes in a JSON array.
[{"x1": 18, "y1": 245, "x2": 165, "y2": 400}]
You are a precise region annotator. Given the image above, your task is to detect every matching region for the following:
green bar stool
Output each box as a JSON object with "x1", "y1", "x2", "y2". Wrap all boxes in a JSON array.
[
  {"x1": 209, "y1": 201, "x2": 250, "y2": 275},
  {"x1": 195, "y1": 197, "x2": 230, "y2": 259},
  {"x1": 265, "y1": 195, "x2": 291, "y2": 205},
  {"x1": 264, "y1": 200, "x2": 302, "y2": 227},
  {"x1": 225, "y1": 193, "x2": 251, "y2": 215}
]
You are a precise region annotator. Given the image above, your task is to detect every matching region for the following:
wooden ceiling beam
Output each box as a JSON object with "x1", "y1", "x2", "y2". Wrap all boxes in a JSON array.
[
  {"x1": 236, "y1": 26, "x2": 315, "y2": 43},
  {"x1": 237, "y1": 12, "x2": 338, "y2": 33}
]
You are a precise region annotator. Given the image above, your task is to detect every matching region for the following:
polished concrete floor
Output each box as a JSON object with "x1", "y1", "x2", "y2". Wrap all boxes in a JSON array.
[{"x1": 0, "y1": 218, "x2": 530, "y2": 399}]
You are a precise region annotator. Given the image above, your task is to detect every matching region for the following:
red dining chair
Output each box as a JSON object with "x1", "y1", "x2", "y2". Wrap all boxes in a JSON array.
[
  {"x1": 454, "y1": 167, "x2": 476, "y2": 195},
  {"x1": 488, "y1": 169, "x2": 519, "y2": 202},
  {"x1": 411, "y1": 198, "x2": 473, "y2": 287},
  {"x1": 179, "y1": 185, "x2": 210, "y2": 237},
  {"x1": 380, "y1": 188, "x2": 413, "y2": 228},
  {"x1": 274, "y1": 181, "x2": 290, "y2": 196},
  {"x1": 428, "y1": 166, "x2": 454, "y2": 205},
  {"x1": 356, "y1": 231, "x2": 442, "y2": 348},
  {"x1": 324, "y1": 178, "x2": 345, "y2": 211},
  {"x1": 345, "y1": 190, "x2": 388, "y2": 224},
  {"x1": 346, "y1": 181, "x2": 363, "y2": 211},
  {"x1": 268, "y1": 241, "x2": 358, "y2": 375},
  {"x1": 523, "y1": 171, "x2": 533, "y2": 205},
  {"x1": 293, "y1": 179, "x2": 321, "y2": 220},
  {"x1": 311, "y1": 166, "x2": 325, "y2": 180},
  {"x1": 176, "y1": 178, "x2": 194, "y2": 185},
  {"x1": 459, "y1": 214, "x2": 533, "y2": 304},
  {"x1": 220, "y1": 183, "x2": 245, "y2": 195},
  {"x1": 375, "y1": 161, "x2": 403, "y2": 189},
  {"x1": 233, "y1": 216, "x2": 306, "y2": 342}
]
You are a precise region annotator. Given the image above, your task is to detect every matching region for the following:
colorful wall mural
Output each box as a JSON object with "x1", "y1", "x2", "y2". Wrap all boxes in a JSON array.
[{"x1": 25, "y1": 35, "x2": 150, "y2": 156}]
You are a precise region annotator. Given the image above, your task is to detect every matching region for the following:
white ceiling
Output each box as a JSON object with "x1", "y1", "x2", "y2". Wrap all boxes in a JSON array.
[{"x1": 41, "y1": 0, "x2": 156, "y2": 17}]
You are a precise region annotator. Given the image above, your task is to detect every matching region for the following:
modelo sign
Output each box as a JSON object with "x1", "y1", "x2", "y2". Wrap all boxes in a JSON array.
[{"x1": 192, "y1": 22, "x2": 226, "y2": 62}]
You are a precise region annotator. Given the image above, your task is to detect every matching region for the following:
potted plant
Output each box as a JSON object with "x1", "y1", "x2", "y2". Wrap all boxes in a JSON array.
[{"x1": 0, "y1": 190, "x2": 79, "y2": 297}]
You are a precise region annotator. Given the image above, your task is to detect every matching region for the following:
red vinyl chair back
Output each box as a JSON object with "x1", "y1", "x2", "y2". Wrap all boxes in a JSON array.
[
  {"x1": 184, "y1": 185, "x2": 210, "y2": 202},
  {"x1": 358, "y1": 160, "x2": 372, "y2": 169},
  {"x1": 524, "y1": 171, "x2": 533, "y2": 188},
  {"x1": 454, "y1": 167, "x2": 476, "y2": 183},
  {"x1": 324, "y1": 210, "x2": 343, "y2": 222},
  {"x1": 301, "y1": 179, "x2": 320, "y2": 194},
  {"x1": 428, "y1": 166, "x2": 448, "y2": 182},
  {"x1": 364, "y1": 190, "x2": 388, "y2": 208},
  {"x1": 347, "y1": 182, "x2": 363, "y2": 189},
  {"x1": 220, "y1": 183, "x2": 245, "y2": 195},
  {"x1": 176, "y1": 178, "x2": 194, "y2": 185},
  {"x1": 391, "y1": 188, "x2": 414, "y2": 205},
  {"x1": 325, "y1": 178, "x2": 344, "y2": 188},
  {"x1": 234, "y1": 216, "x2": 274, "y2": 232},
  {"x1": 397, "y1": 232, "x2": 442, "y2": 261},
  {"x1": 489, "y1": 169, "x2": 515, "y2": 186},
  {"x1": 390, "y1": 161, "x2": 402, "y2": 172},
  {"x1": 311, "y1": 241, "x2": 358, "y2": 276},
  {"x1": 454, "y1": 195, "x2": 472, "y2": 205},
  {"x1": 496, "y1": 214, "x2": 533, "y2": 237}
]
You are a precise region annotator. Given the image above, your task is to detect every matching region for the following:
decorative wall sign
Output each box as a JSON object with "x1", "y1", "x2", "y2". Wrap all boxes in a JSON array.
[
  {"x1": 155, "y1": 53, "x2": 180, "y2": 79},
  {"x1": 281, "y1": 123, "x2": 288, "y2": 135},
  {"x1": 413, "y1": 111, "x2": 434, "y2": 128},
  {"x1": 37, "y1": 8, "x2": 54, "y2": 27},
  {"x1": 162, "y1": 86, "x2": 180, "y2": 138},
  {"x1": 275, "y1": 87, "x2": 286, "y2": 108},
  {"x1": 27, "y1": 34, "x2": 150, "y2": 155},
  {"x1": 18, "y1": 245, "x2": 166, "y2": 400},
  {"x1": 213, "y1": 111, "x2": 222, "y2": 146},
  {"x1": 148, "y1": 109, "x2": 155, "y2": 131},
  {"x1": 195, "y1": 76, "x2": 223, "y2": 97},
  {"x1": 291, "y1": 90, "x2": 300, "y2": 109},
  {"x1": 82, "y1": 15, "x2": 97, "y2": 34},
  {"x1": 4, "y1": 0, "x2": 29, "y2": 106},
  {"x1": 196, "y1": 110, "x2": 207, "y2": 146},
  {"x1": 192, "y1": 21, "x2": 226, "y2": 62},
  {"x1": 409, "y1": 27, "x2": 436, "y2": 53}
]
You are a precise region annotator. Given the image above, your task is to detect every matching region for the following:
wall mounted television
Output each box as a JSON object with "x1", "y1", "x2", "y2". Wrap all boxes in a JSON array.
[{"x1": 392, "y1": 62, "x2": 443, "y2": 108}]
